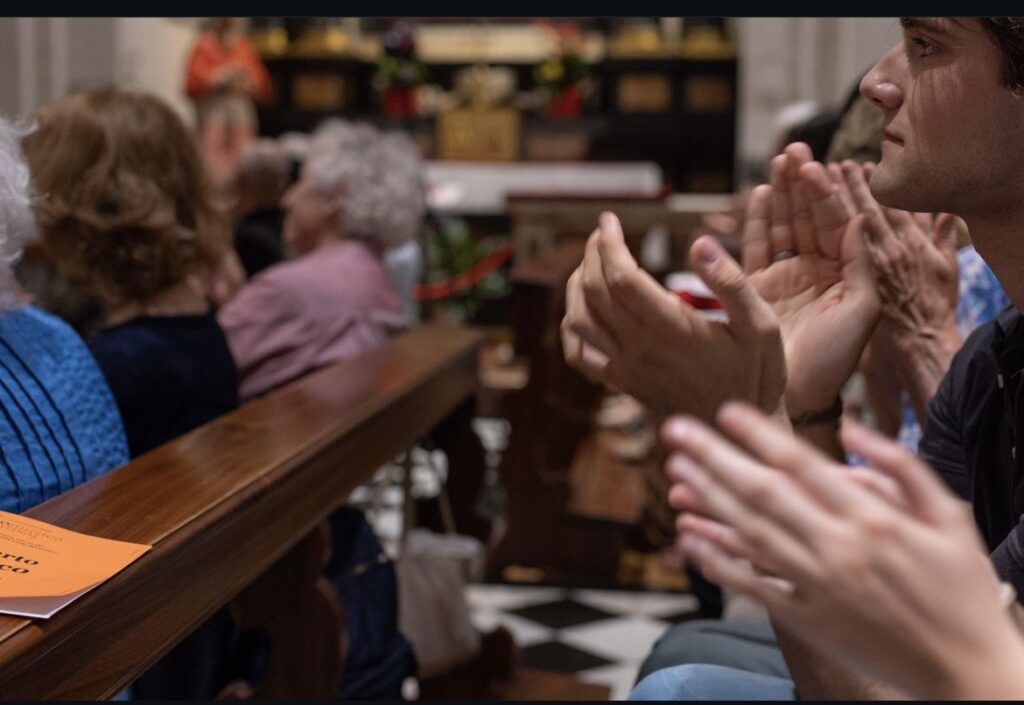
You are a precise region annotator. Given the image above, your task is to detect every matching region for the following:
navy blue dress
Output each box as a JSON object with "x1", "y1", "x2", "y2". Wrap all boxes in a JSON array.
[
  {"x1": 89, "y1": 311, "x2": 240, "y2": 700},
  {"x1": 89, "y1": 309, "x2": 411, "y2": 699},
  {"x1": 89, "y1": 312, "x2": 239, "y2": 457}
]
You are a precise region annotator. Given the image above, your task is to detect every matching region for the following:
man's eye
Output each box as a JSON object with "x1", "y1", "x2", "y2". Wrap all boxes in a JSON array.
[{"x1": 910, "y1": 36, "x2": 935, "y2": 57}]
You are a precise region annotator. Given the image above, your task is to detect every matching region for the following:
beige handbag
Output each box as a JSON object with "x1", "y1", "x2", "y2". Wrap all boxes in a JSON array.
[{"x1": 392, "y1": 450, "x2": 484, "y2": 679}]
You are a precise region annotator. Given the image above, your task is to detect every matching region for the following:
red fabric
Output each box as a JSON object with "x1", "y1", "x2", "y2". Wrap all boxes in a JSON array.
[
  {"x1": 184, "y1": 32, "x2": 271, "y2": 103},
  {"x1": 548, "y1": 84, "x2": 582, "y2": 117},
  {"x1": 414, "y1": 244, "x2": 512, "y2": 301},
  {"x1": 675, "y1": 290, "x2": 723, "y2": 310},
  {"x1": 382, "y1": 86, "x2": 417, "y2": 117}
]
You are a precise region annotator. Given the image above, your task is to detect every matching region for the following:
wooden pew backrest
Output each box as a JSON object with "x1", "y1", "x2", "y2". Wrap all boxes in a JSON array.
[{"x1": 0, "y1": 322, "x2": 483, "y2": 699}]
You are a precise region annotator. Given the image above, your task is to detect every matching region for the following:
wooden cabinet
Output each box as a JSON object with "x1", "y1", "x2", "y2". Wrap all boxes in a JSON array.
[{"x1": 254, "y1": 25, "x2": 738, "y2": 193}]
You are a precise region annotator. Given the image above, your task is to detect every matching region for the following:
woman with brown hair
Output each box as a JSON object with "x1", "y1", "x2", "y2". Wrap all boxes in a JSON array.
[
  {"x1": 22, "y1": 88, "x2": 239, "y2": 459},
  {"x1": 0, "y1": 114, "x2": 128, "y2": 512},
  {"x1": 22, "y1": 88, "x2": 242, "y2": 700},
  {"x1": 22, "y1": 91, "x2": 415, "y2": 700}
]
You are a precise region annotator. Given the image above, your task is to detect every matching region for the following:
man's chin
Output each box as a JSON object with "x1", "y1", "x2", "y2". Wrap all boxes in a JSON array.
[{"x1": 867, "y1": 165, "x2": 913, "y2": 209}]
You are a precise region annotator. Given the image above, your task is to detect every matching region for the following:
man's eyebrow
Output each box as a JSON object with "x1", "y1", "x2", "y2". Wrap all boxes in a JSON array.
[{"x1": 898, "y1": 17, "x2": 957, "y2": 37}]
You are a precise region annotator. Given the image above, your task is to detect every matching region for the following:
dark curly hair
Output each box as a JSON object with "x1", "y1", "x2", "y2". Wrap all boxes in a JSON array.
[
  {"x1": 21, "y1": 89, "x2": 229, "y2": 308},
  {"x1": 976, "y1": 18, "x2": 1024, "y2": 91}
]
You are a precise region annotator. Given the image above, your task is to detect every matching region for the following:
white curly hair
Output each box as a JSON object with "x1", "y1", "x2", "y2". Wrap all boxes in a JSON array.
[
  {"x1": 305, "y1": 119, "x2": 426, "y2": 250},
  {"x1": 0, "y1": 116, "x2": 34, "y2": 309}
]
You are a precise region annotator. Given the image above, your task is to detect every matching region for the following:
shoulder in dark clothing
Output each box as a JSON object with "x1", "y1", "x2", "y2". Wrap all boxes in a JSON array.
[
  {"x1": 919, "y1": 311, "x2": 1004, "y2": 498},
  {"x1": 920, "y1": 306, "x2": 1024, "y2": 599},
  {"x1": 234, "y1": 207, "x2": 285, "y2": 278},
  {"x1": 89, "y1": 312, "x2": 240, "y2": 458}
]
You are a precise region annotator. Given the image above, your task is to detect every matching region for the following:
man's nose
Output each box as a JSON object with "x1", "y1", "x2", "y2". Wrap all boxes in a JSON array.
[{"x1": 860, "y1": 46, "x2": 904, "y2": 111}]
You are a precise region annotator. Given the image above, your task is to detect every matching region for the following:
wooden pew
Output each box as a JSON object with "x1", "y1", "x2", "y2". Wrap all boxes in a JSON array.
[
  {"x1": 491, "y1": 190, "x2": 742, "y2": 583},
  {"x1": 489, "y1": 240, "x2": 624, "y2": 579},
  {"x1": 0, "y1": 321, "x2": 485, "y2": 700}
]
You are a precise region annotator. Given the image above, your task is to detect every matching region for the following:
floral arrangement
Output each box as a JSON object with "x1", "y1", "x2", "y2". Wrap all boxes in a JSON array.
[
  {"x1": 375, "y1": 22, "x2": 428, "y2": 116},
  {"x1": 532, "y1": 22, "x2": 591, "y2": 117}
]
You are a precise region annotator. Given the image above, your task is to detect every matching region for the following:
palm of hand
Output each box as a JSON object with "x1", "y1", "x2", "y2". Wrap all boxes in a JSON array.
[
  {"x1": 750, "y1": 252, "x2": 868, "y2": 414},
  {"x1": 736, "y1": 151, "x2": 882, "y2": 416}
]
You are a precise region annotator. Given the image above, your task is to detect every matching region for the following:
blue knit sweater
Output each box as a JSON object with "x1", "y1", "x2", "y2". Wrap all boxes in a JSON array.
[{"x1": 0, "y1": 305, "x2": 128, "y2": 512}]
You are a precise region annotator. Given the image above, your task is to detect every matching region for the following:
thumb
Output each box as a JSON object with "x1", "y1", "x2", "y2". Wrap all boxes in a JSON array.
[
  {"x1": 934, "y1": 213, "x2": 961, "y2": 255},
  {"x1": 689, "y1": 235, "x2": 775, "y2": 337},
  {"x1": 840, "y1": 213, "x2": 878, "y2": 295}
]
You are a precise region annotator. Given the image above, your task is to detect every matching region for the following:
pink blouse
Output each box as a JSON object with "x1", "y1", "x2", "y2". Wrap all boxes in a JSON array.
[{"x1": 217, "y1": 240, "x2": 409, "y2": 400}]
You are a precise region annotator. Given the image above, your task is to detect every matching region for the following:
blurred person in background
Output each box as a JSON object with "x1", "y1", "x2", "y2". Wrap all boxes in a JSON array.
[
  {"x1": 229, "y1": 137, "x2": 288, "y2": 278},
  {"x1": 22, "y1": 88, "x2": 239, "y2": 460},
  {"x1": 0, "y1": 115, "x2": 128, "y2": 513},
  {"x1": 22, "y1": 88, "x2": 240, "y2": 700},
  {"x1": 217, "y1": 119, "x2": 422, "y2": 400},
  {"x1": 185, "y1": 17, "x2": 272, "y2": 190}
]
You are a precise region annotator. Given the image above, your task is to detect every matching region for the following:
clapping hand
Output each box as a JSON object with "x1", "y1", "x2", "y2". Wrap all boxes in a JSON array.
[
  {"x1": 842, "y1": 160, "x2": 960, "y2": 341},
  {"x1": 561, "y1": 211, "x2": 786, "y2": 421},
  {"x1": 562, "y1": 141, "x2": 881, "y2": 426},
  {"x1": 662, "y1": 403, "x2": 1024, "y2": 700},
  {"x1": 837, "y1": 160, "x2": 963, "y2": 422},
  {"x1": 745, "y1": 143, "x2": 881, "y2": 418}
]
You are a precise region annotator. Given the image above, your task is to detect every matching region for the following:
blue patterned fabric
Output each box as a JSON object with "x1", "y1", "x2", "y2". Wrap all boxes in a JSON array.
[
  {"x1": 896, "y1": 245, "x2": 1010, "y2": 452},
  {"x1": 0, "y1": 305, "x2": 128, "y2": 512}
]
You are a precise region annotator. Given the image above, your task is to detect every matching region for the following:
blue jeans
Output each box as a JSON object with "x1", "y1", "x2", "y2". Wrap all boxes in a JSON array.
[
  {"x1": 630, "y1": 664, "x2": 796, "y2": 701},
  {"x1": 637, "y1": 619, "x2": 789, "y2": 683}
]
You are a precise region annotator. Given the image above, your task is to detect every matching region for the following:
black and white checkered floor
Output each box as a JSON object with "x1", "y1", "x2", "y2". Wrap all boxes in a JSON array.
[
  {"x1": 467, "y1": 583, "x2": 699, "y2": 699},
  {"x1": 350, "y1": 419, "x2": 702, "y2": 700}
]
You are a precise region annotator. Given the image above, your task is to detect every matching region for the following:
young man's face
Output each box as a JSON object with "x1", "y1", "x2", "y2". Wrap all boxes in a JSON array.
[{"x1": 861, "y1": 18, "x2": 1024, "y2": 217}]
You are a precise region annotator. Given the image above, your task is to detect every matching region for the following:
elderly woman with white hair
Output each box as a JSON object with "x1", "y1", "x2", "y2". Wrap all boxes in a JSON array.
[
  {"x1": 217, "y1": 119, "x2": 422, "y2": 399},
  {"x1": 0, "y1": 116, "x2": 128, "y2": 511}
]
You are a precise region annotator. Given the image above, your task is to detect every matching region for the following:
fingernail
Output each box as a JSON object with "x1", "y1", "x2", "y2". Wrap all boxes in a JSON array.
[
  {"x1": 681, "y1": 534, "x2": 705, "y2": 554},
  {"x1": 678, "y1": 513, "x2": 700, "y2": 532},
  {"x1": 600, "y1": 212, "x2": 615, "y2": 228},
  {"x1": 668, "y1": 454, "x2": 700, "y2": 481},
  {"x1": 666, "y1": 417, "x2": 693, "y2": 444},
  {"x1": 695, "y1": 241, "x2": 719, "y2": 266}
]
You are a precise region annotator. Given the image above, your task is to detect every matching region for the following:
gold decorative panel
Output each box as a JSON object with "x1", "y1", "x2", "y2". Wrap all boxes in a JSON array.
[
  {"x1": 525, "y1": 133, "x2": 591, "y2": 161},
  {"x1": 436, "y1": 108, "x2": 521, "y2": 161},
  {"x1": 683, "y1": 75, "x2": 732, "y2": 113},
  {"x1": 291, "y1": 74, "x2": 347, "y2": 109},
  {"x1": 616, "y1": 73, "x2": 672, "y2": 113}
]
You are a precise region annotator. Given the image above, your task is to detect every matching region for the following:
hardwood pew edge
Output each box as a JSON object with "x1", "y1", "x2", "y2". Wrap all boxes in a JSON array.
[{"x1": 0, "y1": 323, "x2": 484, "y2": 698}]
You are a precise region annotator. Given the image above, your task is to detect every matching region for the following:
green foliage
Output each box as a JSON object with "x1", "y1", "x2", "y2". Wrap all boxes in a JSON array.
[
  {"x1": 376, "y1": 55, "x2": 428, "y2": 87},
  {"x1": 533, "y1": 52, "x2": 590, "y2": 92},
  {"x1": 421, "y1": 217, "x2": 511, "y2": 322}
]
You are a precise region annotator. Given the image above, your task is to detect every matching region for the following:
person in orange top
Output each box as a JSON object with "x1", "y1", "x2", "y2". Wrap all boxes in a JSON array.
[{"x1": 184, "y1": 17, "x2": 272, "y2": 190}]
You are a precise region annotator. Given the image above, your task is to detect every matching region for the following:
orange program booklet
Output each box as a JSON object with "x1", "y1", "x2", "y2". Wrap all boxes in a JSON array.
[{"x1": 0, "y1": 511, "x2": 151, "y2": 619}]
